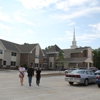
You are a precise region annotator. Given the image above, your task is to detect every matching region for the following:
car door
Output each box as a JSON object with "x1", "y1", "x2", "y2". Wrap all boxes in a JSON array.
[
  {"x1": 90, "y1": 71, "x2": 96, "y2": 82},
  {"x1": 86, "y1": 71, "x2": 93, "y2": 83}
]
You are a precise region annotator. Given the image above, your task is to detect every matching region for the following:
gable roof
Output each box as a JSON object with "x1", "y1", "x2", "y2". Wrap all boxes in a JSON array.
[
  {"x1": 0, "y1": 39, "x2": 20, "y2": 52},
  {"x1": 46, "y1": 45, "x2": 63, "y2": 54},
  {"x1": 63, "y1": 47, "x2": 90, "y2": 57},
  {"x1": 42, "y1": 49, "x2": 47, "y2": 57},
  {"x1": 0, "y1": 39, "x2": 38, "y2": 53},
  {"x1": 16, "y1": 44, "x2": 38, "y2": 53},
  {"x1": 66, "y1": 57, "x2": 93, "y2": 63}
]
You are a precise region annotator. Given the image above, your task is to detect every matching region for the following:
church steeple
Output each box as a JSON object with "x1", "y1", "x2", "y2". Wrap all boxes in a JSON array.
[{"x1": 71, "y1": 28, "x2": 78, "y2": 49}]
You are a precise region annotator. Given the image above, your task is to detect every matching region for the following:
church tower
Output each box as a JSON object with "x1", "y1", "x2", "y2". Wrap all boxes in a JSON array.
[{"x1": 71, "y1": 28, "x2": 78, "y2": 49}]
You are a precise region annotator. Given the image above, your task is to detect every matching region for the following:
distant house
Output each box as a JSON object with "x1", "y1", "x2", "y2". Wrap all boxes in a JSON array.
[{"x1": 0, "y1": 39, "x2": 44, "y2": 69}]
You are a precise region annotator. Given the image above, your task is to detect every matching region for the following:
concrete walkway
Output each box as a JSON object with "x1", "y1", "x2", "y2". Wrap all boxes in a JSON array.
[{"x1": 0, "y1": 69, "x2": 65, "y2": 76}]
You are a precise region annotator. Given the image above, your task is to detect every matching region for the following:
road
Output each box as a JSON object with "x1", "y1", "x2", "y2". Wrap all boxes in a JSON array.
[{"x1": 0, "y1": 70, "x2": 100, "y2": 100}]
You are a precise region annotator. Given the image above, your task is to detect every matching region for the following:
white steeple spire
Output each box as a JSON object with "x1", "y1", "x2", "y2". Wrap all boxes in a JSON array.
[{"x1": 71, "y1": 28, "x2": 78, "y2": 49}]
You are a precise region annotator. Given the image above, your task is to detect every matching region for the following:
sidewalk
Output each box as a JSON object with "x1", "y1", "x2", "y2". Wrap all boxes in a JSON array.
[{"x1": 0, "y1": 69, "x2": 65, "y2": 76}]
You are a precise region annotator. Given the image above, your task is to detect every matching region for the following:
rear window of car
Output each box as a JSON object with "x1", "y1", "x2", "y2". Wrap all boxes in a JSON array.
[
  {"x1": 71, "y1": 70, "x2": 85, "y2": 74},
  {"x1": 95, "y1": 73, "x2": 100, "y2": 75}
]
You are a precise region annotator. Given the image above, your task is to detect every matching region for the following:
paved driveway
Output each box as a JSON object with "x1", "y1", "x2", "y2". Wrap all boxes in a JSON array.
[{"x1": 0, "y1": 70, "x2": 100, "y2": 100}]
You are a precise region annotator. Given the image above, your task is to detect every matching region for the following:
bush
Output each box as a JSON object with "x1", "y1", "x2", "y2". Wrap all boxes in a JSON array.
[{"x1": 24, "y1": 64, "x2": 28, "y2": 70}]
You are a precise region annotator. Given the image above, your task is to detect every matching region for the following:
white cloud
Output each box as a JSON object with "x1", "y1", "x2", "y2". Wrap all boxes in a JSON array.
[
  {"x1": 14, "y1": 15, "x2": 36, "y2": 26},
  {"x1": 55, "y1": 0, "x2": 99, "y2": 11},
  {"x1": 0, "y1": 6, "x2": 2, "y2": 9},
  {"x1": 17, "y1": 0, "x2": 59, "y2": 9},
  {"x1": 0, "y1": 12, "x2": 11, "y2": 22},
  {"x1": 53, "y1": 7, "x2": 100, "y2": 20},
  {"x1": 54, "y1": 29, "x2": 100, "y2": 43},
  {"x1": 89, "y1": 23, "x2": 100, "y2": 32},
  {"x1": 68, "y1": 22, "x2": 75, "y2": 26},
  {"x1": 27, "y1": 29, "x2": 34, "y2": 34},
  {"x1": 0, "y1": 23, "x2": 11, "y2": 30}
]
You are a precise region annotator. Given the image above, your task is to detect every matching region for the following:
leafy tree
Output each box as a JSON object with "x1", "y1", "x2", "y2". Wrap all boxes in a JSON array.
[
  {"x1": 45, "y1": 45, "x2": 53, "y2": 50},
  {"x1": 24, "y1": 43, "x2": 29, "y2": 45},
  {"x1": 93, "y1": 48, "x2": 100, "y2": 69},
  {"x1": 57, "y1": 50, "x2": 67, "y2": 71}
]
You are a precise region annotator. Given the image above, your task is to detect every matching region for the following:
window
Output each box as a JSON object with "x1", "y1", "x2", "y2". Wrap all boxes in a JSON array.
[
  {"x1": 50, "y1": 62, "x2": 52, "y2": 67},
  {"x1": 49, "y1": 54, "x2": 54, "y2": 57},
  {"x1": 11, "y1": 52, "x2": 16, "y2": 56},
  {"x1": 3, "y1": 61, "x2": 6, "y2": 65},
  {"x1": 35, "y1": 63, "x2": 38, "y2": 67},
  {"x1": 35, "y1": 55, "x2": 39, "y2": 59},
  {"x1": 0, "y1": 49, "x2": 3, "y2": 54},
  {"x1": 11, "y1": 61, "x2": 16, "y2": 66}
]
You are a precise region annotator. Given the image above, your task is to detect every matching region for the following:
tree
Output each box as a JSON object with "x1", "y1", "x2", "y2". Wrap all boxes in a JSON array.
[
  {"x1": 57, "y1": 50, "x2": 67, "y2": 71},
  {"x1": 93, "y1": 48, "x2": 100, "y2": 69},
  {"x1": 45, "y1": 45, "x2": 53, "y2": 50},
  {"x1": 24, "y1": 43, "x2": 29, "y2": 45}
]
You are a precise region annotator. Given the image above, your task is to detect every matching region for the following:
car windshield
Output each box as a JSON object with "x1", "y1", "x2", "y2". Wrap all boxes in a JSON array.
[{"x1": 71, "y1": 70, "x2": 85, "y2": 74}]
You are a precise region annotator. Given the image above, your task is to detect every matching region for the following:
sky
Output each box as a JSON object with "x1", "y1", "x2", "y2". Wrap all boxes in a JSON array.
[{"x1": 0, "y1": 0, "x2": 100, "y2": 50}]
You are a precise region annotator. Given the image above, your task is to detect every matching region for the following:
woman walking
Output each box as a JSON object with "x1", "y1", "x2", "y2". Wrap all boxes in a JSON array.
[
  {"x1": 36, "y1": 67, "x2": 41, "y2": 86},
  {"x1": 18, "y1": 65, "x2": 26, "y2": 86}
]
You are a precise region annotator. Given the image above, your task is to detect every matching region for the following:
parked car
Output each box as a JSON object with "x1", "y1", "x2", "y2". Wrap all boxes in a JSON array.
[
  {"x1": 64, "y1": 68, "x2": 78, "y2": 74},
  {"x1": 89, "y1": 67, "x2": 98, "y2": 72},
  {"x1": 65, "y1": 69, "x2": 96, "y2": 86},
  {"x1": 95, "y1": 70, "x2": 100, "y2": 87}
]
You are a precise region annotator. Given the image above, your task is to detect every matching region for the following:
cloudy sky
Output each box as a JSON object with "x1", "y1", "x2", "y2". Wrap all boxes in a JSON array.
[{"x1": 0, "y1": 0, "x2": 100, "y2": 49}]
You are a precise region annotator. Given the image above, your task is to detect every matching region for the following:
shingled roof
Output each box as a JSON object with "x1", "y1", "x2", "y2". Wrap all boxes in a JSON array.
[
  {"x1": 17, "y1": 44, "x2": 38, "y2": 53},
  {"x1": 46, "y1": 45, "x2": 63, "y2": 53},
  {"x1": 0, "y1": 39, "x2": 38, "y2": 53},
  {"x1": 0, "y1": 39, "x2": 20, "y2": 52},
  {"x1": 63, "y1": 47, "x2": 90, "y2": 57},
  {"x1": 66, "y1": 57, "x2": 93, "y2": 63}
]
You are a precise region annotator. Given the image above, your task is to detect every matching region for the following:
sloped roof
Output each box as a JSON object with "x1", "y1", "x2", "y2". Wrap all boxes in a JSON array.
[
  {"x1": 66, "y1": 57, "x2": 93, "y2": 63},
  {"x1": 46, "y1": 45, "x2": 63, "y2": 53},
  {"x1": 63, "y1": 47, "x2": 89, "y2": 57},
  {"x1": 0, "y1": 39, "x2": 20, "y2": 52},
  {"x1": 42, "y1": 49, "x2": 47, "y2": 57},
  {"x1": 17, "y1": 44, "x2": 38, "y2": 53},
  {"x1": 0, "y1": 39, "x2": 38, "y2": 53}
]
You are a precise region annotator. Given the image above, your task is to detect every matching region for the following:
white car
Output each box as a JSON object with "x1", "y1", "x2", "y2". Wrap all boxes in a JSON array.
[
  {"x1": 65, "y1": 69, "x2": 96, "y2": 86},
  {"x1": 64, "y1": 68, "x2": 78, "y2": 74}
]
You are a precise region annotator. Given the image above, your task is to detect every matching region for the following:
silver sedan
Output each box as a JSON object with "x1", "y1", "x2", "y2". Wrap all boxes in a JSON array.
[{"x1": 65, "y1": 69, "x2": 96, "y2": 86}]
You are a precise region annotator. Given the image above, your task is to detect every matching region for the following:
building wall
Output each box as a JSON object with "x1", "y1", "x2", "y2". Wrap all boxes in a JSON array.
[
  {"x1": 16, "y1": 53, "x2": 20, "y2": 66},
  {"x1": 39, "y1": 49, "x2": 43, "y2": 68},
  {"x1": 71, "y1": 53, "x2": 79, "y2": 58},
  {"x1": 35, "y1": 45, "x2": 39, "y2": 64},
  {"x1": 87, "y1": 48, "x2": 93, "y2": 60},
  {"x1": 4, "y1": 51, "x2": 11, "y2": 67},
  {"x1": 20, "y1": 54, "x2": 29, "y2": 66},
  {"x1": 29, "y1": 49, "x2": 35, "y2": 67},
  {"x1": 49, "y1": 57, "x2": 54, "y2": 69},
  {"x1": 0, "y1": 43, "x2": 4, "y2": 60}
]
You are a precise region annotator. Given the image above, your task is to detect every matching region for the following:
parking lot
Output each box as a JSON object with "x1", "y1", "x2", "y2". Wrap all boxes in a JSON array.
[{"x1": 0, "y1": 70, "x2": 100, "y2": 100}]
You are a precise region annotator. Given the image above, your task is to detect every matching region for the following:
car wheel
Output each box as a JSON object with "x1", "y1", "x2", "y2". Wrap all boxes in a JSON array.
[
  {"x1": 84, "y1": 79, "x2": 89, "y2": 86},
  {"x1": 69, "y1": 82, "x2": 73, "y2": 85},
  {"x1": 97, "y1": 84, "x2": 100, "y2": 88}
]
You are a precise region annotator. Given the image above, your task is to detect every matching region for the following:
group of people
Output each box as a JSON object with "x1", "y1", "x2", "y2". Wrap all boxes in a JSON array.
[{"x1": 18, "y1": 65, "x2": 41, "y2": 86}]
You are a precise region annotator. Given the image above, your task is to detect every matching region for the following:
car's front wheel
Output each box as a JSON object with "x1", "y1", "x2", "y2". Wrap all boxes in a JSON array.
[
  {"x1": 97, "y1": 84, "x2": 100, "y2": 88},
  {"x1": 84, "y1": 79, "x2": 89, "y2": 86},
  {"x1": 69, "y1": 82, "x2": 74, "y2": 85}
]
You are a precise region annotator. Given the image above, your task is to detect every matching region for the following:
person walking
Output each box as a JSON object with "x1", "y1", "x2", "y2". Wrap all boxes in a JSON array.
[
  {"x1": 18, "y1": 65, "x2": 26, "y2": 86},
  {"x1": 36, "y1": 67, "x2": 41, "y2": 86},
  {"x1": 27, "y1": 65, "x2": 34, "y2": 86}
]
